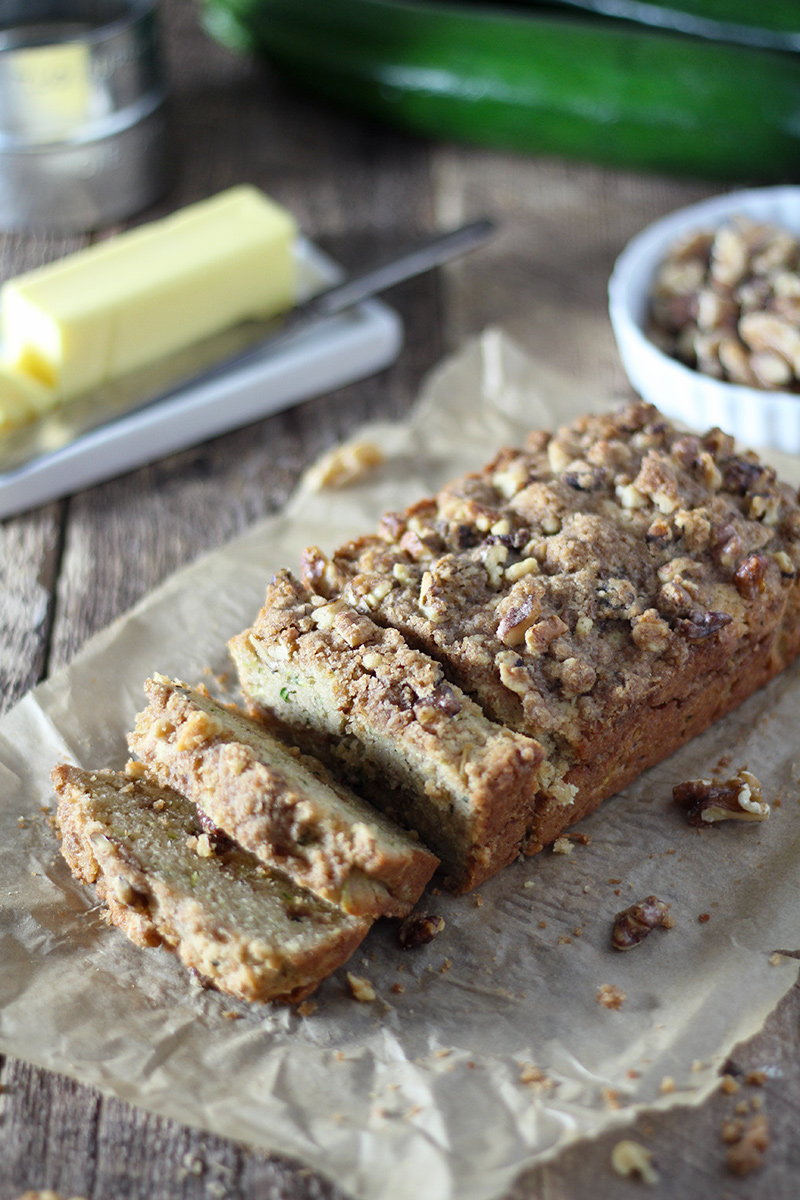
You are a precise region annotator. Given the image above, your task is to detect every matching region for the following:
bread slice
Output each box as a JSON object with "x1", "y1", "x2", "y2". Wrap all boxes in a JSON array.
[
  {"x1": 229, "y1": 572, "x2": 544, "y2": 892},
  {"x1": 298, "y1": 401, "x2": 800, "y2": 853},
  {"x1": 127, "y1": 676, "x2": 438, "y2": 918},
  {"x1": 53, "y1": 764, "x2": 369, "y2": 1003}
]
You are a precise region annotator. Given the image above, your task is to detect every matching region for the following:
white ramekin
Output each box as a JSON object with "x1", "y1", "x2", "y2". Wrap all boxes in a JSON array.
[{"x1": 608, "y1": 186, "x2": 800, "y2": 454}]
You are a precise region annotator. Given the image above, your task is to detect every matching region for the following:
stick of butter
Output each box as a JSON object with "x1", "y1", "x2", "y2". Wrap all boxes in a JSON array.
[
  {"x1": 1, "y1": 186, "x2": 298, "y2": 400},
  {"x1": 0, "y1": 364, "x2": 57, "y2": 434}
]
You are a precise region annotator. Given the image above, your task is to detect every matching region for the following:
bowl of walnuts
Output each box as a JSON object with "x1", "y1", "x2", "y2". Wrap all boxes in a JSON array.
[{"x1": 609, "y1": 186, "x2": 800, "y2": 453}]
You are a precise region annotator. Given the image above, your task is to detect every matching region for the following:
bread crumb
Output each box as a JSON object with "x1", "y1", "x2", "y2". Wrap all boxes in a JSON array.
[
  {"x1": 659, "y1": 1076, "x2": 676, "y2": 1094},
  {"x1": 519, "y1": 1064, "x2": 555, "y2": 1091},
  {"x1": 390, "y1": 983, "x2": 404, "y2": 995},
  {"x1": 721, "y1": 1118, "x2": 744, "y2": 1143},
  {"x1": 596, "y1": 983, "x2": 626, "y2": 1010},
  {"x1": 347, "y1": 973, "x2": 376, "y2": 1002},
  {"x1": 698, "y1": 912, "x2": 711, "y2": 923},
  {"x1": 601, "y1": 1087, "x2": 621, "y2": 1109},
  {"x1": 744, "y1": 1069, "x2": 767, "y2": 1086},
  {"x1": 552, "y1": 837, "x2": 572, "y2": 855},
  {"x1": 523, "y1": 881, "x2": 535, "y2": 889},
  {"x1": 474, "y1": 893, "x2": 484, "y2": 907},
  {"x1": 721, "y1": 1074, "x2": 741, "y2": 1094},
  {"x1": 610, "y1": 1140, "x2": 658, "y2": 1184},
  {"x1": 769, "y1": 952, "x2": 784, "y2": 965},
  {"x1": 297, "y1": 1000, "x2": 317, "y2": 1017},
  {"x1": 727, "y1": 1114, "x2": 770, "y2": 1175},
  {"x1": 305, "y1": 440, "x2": 385, "y2": 491}
]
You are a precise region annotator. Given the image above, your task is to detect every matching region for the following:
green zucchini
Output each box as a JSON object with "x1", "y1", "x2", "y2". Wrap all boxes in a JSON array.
[
  {"x1": 202, "y1": 0, "x2": 800, "y2": 181},
  {"x1": 514, "y1": 0, "x2": 800, "y2": 51}
]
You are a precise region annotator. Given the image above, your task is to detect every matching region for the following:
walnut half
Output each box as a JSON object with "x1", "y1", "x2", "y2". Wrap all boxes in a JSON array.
[
  {"x1": 612, "y1": 896, "x2": 671, "y2": 951},
  {"x1": 673, "y1": 770, "x2": 768, "y2": 825}
]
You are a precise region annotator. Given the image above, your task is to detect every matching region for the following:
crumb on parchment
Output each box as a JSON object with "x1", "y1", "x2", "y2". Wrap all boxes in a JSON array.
[
  {"x1": 347, "y1": 972, "x2": 376, "y2": 1002},
  {"x1": 596, "y1": 983, "x2": 626, "y2": 1010},
  {"x1": 304, "y1": 440, "x2": 385, "y2": 491},
  {"x1": 610, "y1": 1140, "x2": 659, "y2": 1184}
]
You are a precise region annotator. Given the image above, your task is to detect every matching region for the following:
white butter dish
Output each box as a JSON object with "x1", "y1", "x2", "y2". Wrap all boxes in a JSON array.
[
  {"x1": 0, "y1": 238, "x2": 402, "y2": 519},
  {"x1": 609, "y1": 186, "x2": 800, "y2": 454}
]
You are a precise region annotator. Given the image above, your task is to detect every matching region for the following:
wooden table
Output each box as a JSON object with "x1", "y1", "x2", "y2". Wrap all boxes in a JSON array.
[{"x1": 1, "y1": 2, "x2": 799, "y2": 1197}]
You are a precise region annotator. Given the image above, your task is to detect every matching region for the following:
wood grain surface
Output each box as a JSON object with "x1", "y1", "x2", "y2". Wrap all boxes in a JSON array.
[{"x1": 1, "y1": 2, "x2": 799, "y2": 1197}]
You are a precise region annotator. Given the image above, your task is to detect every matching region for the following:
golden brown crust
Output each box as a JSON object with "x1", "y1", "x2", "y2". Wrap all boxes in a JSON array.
[
  {"x1": 53, "y1": 764, "x2": 369, "y2": 1003},
  {"x1": 128, "y1": 676, "x2": 438, "y2": 918}
]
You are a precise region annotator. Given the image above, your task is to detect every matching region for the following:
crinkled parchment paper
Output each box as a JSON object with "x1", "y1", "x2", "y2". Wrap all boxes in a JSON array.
[{"x1": 2, "y1": 330, "x2": 800, "y2": 1200}]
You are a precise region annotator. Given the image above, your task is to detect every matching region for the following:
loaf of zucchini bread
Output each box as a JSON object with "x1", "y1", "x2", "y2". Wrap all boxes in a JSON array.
[
  {"x1": 233, "y1": 401, "x2": 800, "y2": 889},
  {"x1": 128, "y1": 675, "x2": 438, "y2": 918},
  {"x1": 54, "y1": 764, "x2": 370, "y2": 1002}
]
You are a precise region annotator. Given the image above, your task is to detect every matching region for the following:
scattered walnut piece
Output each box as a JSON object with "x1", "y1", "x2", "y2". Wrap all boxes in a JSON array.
[
  {"x1": 673, "y1": 769, "x2": 769, "y2": 825},
  {"x1": 304, "y1": 440, "x2": 385, "y2": 491},
  {"x1": 397, "y1": 911, "x2": 445, "y2": 949},
  {"x1": 597, "y1": 983, "x2": 626, "y2": 1010},
  {"x1": 720, "y1": 1074, "x2": 741, "y2": 1095},
  {"x1": 346, "y1": 972, "x2": 376, "y2": 1002},
  {"x1": 744, "y1": 1069, "x2": 767, "y2": 1087},
  {"x1": 610, "y1": 1140, "x2": 659, "y2": 1185},
  {"x1": 726, "y1": 1113, "x2": 770, "y2": 1176},
  {"x1": 612, "y1": 895, "x2": 671, "y2": 951}
]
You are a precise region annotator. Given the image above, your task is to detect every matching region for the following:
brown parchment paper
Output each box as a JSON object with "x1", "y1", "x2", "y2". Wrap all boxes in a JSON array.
[{"x1": 2, "y1": 329, "x2": 800, "y2": 1200}]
